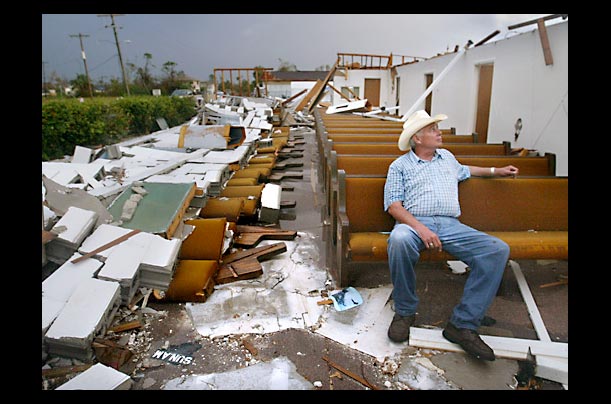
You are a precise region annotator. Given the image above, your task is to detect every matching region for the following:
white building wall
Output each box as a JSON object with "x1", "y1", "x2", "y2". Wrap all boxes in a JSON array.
[
  {"x1": 268, "y1": 81, "x2": 333, "y2": 103},
  {"x1": 331, "y1": 70, "x2": 394, "y2": 108},
  {"x1": 394, "y1": 21, "x2": 567, "y2": 175},
  {"x1": 267, "y1": 83, "x2": 292, "y2": 99}
]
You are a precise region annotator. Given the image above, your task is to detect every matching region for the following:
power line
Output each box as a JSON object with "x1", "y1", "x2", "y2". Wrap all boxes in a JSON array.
[
  {"x1": 69, "y1": 33, "x2": 94, "y2": 97},
  {"x1": 98, "y1": 14, "x2": 130, "y2": 96}
]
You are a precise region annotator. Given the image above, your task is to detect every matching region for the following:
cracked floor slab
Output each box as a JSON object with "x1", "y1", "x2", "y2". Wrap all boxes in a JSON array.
[{"x1": 162, "y1": 356, "x2": 314, "y2": 390}]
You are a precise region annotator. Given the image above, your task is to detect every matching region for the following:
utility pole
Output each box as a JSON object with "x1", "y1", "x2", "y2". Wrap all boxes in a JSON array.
[
  {"x1": 98, "y1": 14, "x2": 130, "y2": 96},
  {"x1": 42, "y1": 60, "x2": 47, "y2": 95},
  {"x1": 69, "y1": 33, "x2": 94, "y2": 97}
]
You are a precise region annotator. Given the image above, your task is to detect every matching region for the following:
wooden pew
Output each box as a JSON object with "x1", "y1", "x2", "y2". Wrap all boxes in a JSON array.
[
  {"x1": 330, "y1": 141, "x2": 510, "y2": 156},
  {"x1": 320, "y1": 152, "x2": 557, "y2": 267},
  {"x1": 326, "y1": 133, "x2": 477, "y2": 144},
  {"x1": 317, "y1": 110, "x2": 456, "y2": 134},
  {"x1": 333, "y1": 153, "x2": 556, "y2": 176},
  {"x1": 313, "y1": 108, "x2": 456, "y2": 159},
  {"x1": 319, "y1": 140, "x2": 512, "y2": 202},
  {"x1": 331, "y1": 172, "x2": 568, "y2": 287}
]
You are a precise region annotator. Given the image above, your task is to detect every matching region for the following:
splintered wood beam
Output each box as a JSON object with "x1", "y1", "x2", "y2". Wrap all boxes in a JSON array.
[
  {"x1": 216, "y1": 243, "x2": 287, "y2": 284},
  {"x1": 108, "y1": 320, "x2": 142, "y2": 333},
  {"x1": 474, "y1": 30, "x2": 500, "y2": 47},
  {"x1": 42, "y1": 364, "x2": 93, "y2": 379},
  {"x1": 216, "y1": 258, "x2": 263, "y2": 284},
  {"x1": 326, "y1": 83, "x2": 353, "y2": 102},
  {"x1": 234, "y1": 227, "x2": 297, "y2": 247},
  {"x1": 281, "y1": 88, "x2": 308, "y2": 106},
  {"x1": 507, "y1": 14, "x2": 567, "y2": 30},
  {"x1": 537, "y1": 18, "x2": 554, "y2": 65},
  {"x1": 221, "y1": 242, "x2": 287, "y2": 265},
  {"x1": 321, "y1": 355, "x2": 378, "y2": 390},
  {"x1": 294, "y1": 79, "x2": 323, "y2": 112},
  {"x1": 308, "y1": 59, "x2": 340, "y2": 113}
]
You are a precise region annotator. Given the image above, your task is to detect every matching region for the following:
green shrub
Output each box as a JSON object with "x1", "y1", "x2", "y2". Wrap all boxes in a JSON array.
[{"x1": 42, "y1": 96, "x2": 196, "y2": 161}]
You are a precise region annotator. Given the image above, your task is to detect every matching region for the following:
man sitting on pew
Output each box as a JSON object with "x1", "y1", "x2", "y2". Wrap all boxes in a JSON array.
[{"x1": 384, "y1": 110, "x2": 518, "y2": 361}]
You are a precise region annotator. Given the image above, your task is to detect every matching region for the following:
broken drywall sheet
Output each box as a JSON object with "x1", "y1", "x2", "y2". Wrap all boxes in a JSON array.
[
  {"x1": 180, "y1": 125, "x2": 228, "y2": 150},
  {"x1": 50, "y1": 206, "x2": 98, "y2": 245},
  {"x1": 42, "y1": 176, "x2": 114, "y2": 227},
  {"x1": 325, "y1": 99, "x2": 370, "y2": 114},
  {"x1": 314, "y1": 285, "x2": 399, "y2": 363},
  {"x1": 196, "y1": 145, "x2": 252, "y2": 167},
  {"x1": 44, "y1": 277, "x2": 121, "y2": 361},
  {"x1": 42, "y1": 252, "x2": 104, "y2": 334},
  {"x1": 72, "y1": 145, "x2": 93, "y2": 164},
  {"x1": 46, "y1": 206, "x2": 99, "y2": 264},
  {"x1": 97, "y1": 234, "x2": 150, "y2": 305},
  {"x1": 78, "y1": 224, "x2": 182, "y2": 290},
  {"x1": 56, "y1": 363, "x2": 133, "y2": 390},
  {"x1": 42, "y1": 252, "x2": 103, "y2": 304},
  {"x1": 42, "y1": 160, "x2": 106, "y2": 187},
  {"x1": 88, "y1": 147, "x2": 208, "y2": 205}
]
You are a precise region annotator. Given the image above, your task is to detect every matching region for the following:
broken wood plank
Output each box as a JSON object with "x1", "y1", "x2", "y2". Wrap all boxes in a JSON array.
[
  {"x1": 294, "y1": 79, "x2": 324, "y2": 112},
  {"x1": 280, "y1": 200, "x2": 297, "y2": 209},
  {"x1": 241, "y1": 337, "x2": 259, "y2": 356},
  {"x1": 234, "y1": 227, "x2": 297, "y2": 247},
  {"x1": 537, "y1": 18, "x2": 554, "y2": 65},
  {"x1": 42, "y1": 230, "x2": 58, "y2": 244},
  {"x1": 307, "y1": 59, "x2": 339, "y2": 113},
  {"x1": 108, "y1": 320, "x2": 142, "y2": 333},
  {"x1": 272, "y1": 162, "x2": 304, "y2": 170},
  {"x1": 267, "y1": 171, "x2": 304, "y2": 182},
  {"x1": 216, "y1": 258, "x2": 263, "y2": 284},
  {"x1": 221, "y1": 242, "x2": 287, "y2": 265},
  {"x1": 539, "y1": 277, "x2": 568, "y2": 288},
  {"x1": 281, "y1": 88, "x2": 308, "y2": 106},
  {"x1": 42, "y1": 364, "x2": 93, "y2": 379},
  {"x1": 322, "y1": 355, "x2": 378, "y2": 390},
  {"x1": 216, "y1": 242, "x2": 288, "y2": 284},
  {"x1": 72, "y1": 229, "x2": 141, "y2": 264},
  {"x1": 92, "y1": 338, "x2": 134, "y2": 371}
]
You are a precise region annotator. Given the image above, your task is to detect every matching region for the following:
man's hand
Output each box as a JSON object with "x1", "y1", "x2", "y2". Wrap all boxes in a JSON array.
[
  {"x1": 417, "y1": 226, "x2": 442, "y2": 251},
  {"x1": 498, "y1": 165, "x2": 519, "y2": 177}
]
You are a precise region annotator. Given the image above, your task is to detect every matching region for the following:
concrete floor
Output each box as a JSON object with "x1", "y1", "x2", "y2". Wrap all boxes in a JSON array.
[{"x1": 42, "y1": 125, "x2": 568, "y2": 390}]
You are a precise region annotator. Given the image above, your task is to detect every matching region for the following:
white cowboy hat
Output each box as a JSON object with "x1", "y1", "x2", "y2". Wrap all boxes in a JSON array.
[{"x1": 398, "y1": 110, "x2": 448, "y2": 151}]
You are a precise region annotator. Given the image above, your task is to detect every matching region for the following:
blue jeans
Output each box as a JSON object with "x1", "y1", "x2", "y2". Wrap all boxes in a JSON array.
[{"x1": 387, "y1": 216, "x2": 509, "y2": 330}]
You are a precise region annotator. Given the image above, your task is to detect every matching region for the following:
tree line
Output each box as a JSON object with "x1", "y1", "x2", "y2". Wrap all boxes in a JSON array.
[{"x1": 43, "y1": 53, "x2": 198, "y2": 98}]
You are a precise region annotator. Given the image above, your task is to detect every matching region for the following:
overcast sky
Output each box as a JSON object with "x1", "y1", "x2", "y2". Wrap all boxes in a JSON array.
[{"x1": 41, "y1": 14, "x2": 564, "y2": 84}]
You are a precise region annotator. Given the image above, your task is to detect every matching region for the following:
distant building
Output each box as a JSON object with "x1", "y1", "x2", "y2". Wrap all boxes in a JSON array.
[
  {"x1": 263, "y1": 70, "x2": 332, "y2": 103},
  {"x1": 178, "y1": 74, "x2": 202, "y2": 94}
]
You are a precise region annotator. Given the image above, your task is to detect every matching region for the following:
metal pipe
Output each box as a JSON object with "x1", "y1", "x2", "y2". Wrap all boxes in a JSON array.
[{"x1": 401, "y1": 42, "x2": 472, "y2": 121}]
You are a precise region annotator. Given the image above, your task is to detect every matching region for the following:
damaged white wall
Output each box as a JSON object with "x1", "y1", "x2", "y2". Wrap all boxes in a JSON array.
[
  {"x1": 331, "y1": 70, "x2": 391, "y2": 108},
  {"x1": 331, "y1": 20, "x2": 568, "y2": 176}
]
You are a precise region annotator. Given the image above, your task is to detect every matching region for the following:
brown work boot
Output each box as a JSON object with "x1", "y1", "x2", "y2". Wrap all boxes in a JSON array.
[
  {"x1": 387, "y1": 313, "x2": 416, "y2": 343},
  {"x1": 442, "y1": 322, "x2": 496, "y2": 361}
]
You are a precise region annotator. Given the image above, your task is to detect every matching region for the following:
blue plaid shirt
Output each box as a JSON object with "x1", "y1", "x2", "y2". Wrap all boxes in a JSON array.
[{"x1": 384, "y1": 149, "x2": 471, "y2": 217}]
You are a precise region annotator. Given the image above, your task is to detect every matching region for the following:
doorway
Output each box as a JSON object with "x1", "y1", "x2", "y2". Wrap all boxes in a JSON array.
[
  {"x1": 475, "y1": 64, "x2": 494, "y2": 143},
  {"x1": 364, "y1": 78, "x2": 381, "y2": 107}
]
